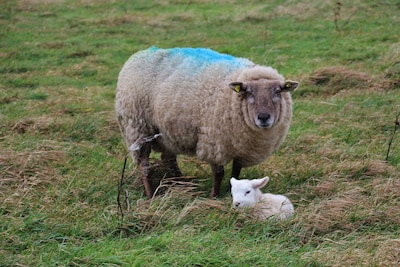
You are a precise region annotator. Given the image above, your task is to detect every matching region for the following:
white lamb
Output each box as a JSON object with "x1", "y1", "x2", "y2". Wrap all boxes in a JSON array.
[
  {"x1": 230, "y1": 177, "x2": 294, "y2": 220},
  {"x1": 116, "y1": 47, "x2": 299, "y2": 198}
]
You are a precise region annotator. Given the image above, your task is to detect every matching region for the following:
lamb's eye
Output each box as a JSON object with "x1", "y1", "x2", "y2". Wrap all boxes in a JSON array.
[{"x1": 245, "y1": 190, "x2": 251, "y2": 195}]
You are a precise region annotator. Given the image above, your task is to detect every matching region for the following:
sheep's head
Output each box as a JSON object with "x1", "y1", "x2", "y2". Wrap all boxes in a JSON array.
[
  {"x1": 229, "y1": 80, "x2": 298, "y2": 129},
  {"x1": 230, "y1": 177, "x2": 269, "y2": 208}
]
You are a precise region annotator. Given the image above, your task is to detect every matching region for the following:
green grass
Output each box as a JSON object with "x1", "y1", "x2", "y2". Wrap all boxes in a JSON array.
[{"x1": 1, "y1": 0, "x2": 400, "y2": 266}]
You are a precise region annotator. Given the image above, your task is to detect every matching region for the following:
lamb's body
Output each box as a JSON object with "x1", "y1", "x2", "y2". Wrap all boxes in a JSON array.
[
  {"x1": 116, "y1": 47, "x2": 298, "y2": 198},
  {"x1": 255, "y1": 193, "x2": 294, "y2": 220},
  {"x1": 230, "y1": 177, "x2": 294, "y2": 220}
]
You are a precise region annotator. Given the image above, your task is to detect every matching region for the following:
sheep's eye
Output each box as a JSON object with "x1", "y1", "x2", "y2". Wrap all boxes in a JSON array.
[
  {"x1": 245, "y1": 90, "x2": 253, "y2": 97},
  {"x1": 245, "y1": 190, "x2": 251, "y2": 195}
]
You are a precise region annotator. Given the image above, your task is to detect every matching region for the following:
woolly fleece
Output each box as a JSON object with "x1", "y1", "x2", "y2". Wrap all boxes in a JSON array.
[
  {"x1": 116, "y1": 47, "x2": 293, "y2": 168},
  {"x1": 230, "y1": 177, "x2": 295, "y2": 220}
]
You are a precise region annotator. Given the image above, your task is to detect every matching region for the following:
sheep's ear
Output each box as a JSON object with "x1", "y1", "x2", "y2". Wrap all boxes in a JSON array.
[
  {"x1": 281, "y1": 80, "x2": 299, "y2": 92},
  {"x1": 230, "y1": 177, "x2": 239, "y2": 186},
  {"x1": 252, "y1": 177, "x2": 269, "y2": 189},
  {"x1": 229, "y1": 82, "x2": 247, "y2": 94}
]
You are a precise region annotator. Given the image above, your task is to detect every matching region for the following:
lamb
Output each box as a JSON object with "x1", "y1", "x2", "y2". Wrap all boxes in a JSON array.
[
  {"x1": 115, "y1": 47, "x2": 299, "y2": 198},
  {"x1": 230, "y1": 177, "x2": 294, "y2": 220}
]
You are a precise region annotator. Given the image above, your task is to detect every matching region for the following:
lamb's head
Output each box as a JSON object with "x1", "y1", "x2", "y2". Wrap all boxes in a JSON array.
[
  {"x1": 229, "y1": 80, "x2": 298, "y2": 129},
  {"x1": 230, "y1": 177, "x2": 270, "y2": 208}
]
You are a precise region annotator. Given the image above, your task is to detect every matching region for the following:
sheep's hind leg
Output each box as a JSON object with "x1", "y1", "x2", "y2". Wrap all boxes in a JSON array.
[
  {"x1": 161, "y1": 151, "x2": 182, "y2": 177},
  {"x1": 210, "y1": 164, "x2": 225, "y2": 198},
  {"x1": 137, "y1": 143, "x2": 154, "y2": 198}
]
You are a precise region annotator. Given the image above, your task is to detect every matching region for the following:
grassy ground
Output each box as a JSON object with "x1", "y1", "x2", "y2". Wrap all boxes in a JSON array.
[{"x1": 1, "y1": 0, "x2": 399, "y2": 266}]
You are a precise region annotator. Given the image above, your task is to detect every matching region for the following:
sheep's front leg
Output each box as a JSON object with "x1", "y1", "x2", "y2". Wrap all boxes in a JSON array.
[
  {"x1": 210, "y1": 164, "x2": 225, "y2": 198},
  {"x1": 231, "y1": 159, "x2": 242, "y2": 179},
  {"x1": 137, "y1": 143, "x2": 153, "y2": 198}
]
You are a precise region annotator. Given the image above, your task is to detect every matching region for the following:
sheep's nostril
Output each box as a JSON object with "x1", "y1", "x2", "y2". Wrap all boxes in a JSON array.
[
  {"x1": 234, "y1": 202, "x2": 240, "y2": 208},
  {"x1": 257, "y1": 114, "x2": 270, "y2": 123}
]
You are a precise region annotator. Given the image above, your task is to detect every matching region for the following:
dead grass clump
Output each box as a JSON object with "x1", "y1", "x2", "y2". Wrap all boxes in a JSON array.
[
  {"x1": 298, "y1": 162, "x2": 400, "y2": 238},
  {"x1": 174, "y1": 197, "x2": 229, "y2": 227},
  {"x1": 302, "y1": 243, "x2": 373, "y2": 267},
  {"x1": 302, "y1": 182, "x2": 400, "y2": 236},
  {"x1": 1, "y1": 144, "x2": 66, "y2": 207},
  {"x1": 118, "y1": 181, "x2": 230, "y2": 235},
  {"x1": 369, "y1": 177, "x2": 400, "y2": 201},
  {"x1": 367, "y1": 178, "x2": 400, "y2": 226},
  {"x1": 374, "y1": 239, "x2": 400, "y2": 266},
  {"x1": 335, "y1": 159, "x2": 396, "y2": 180},
  {"x1": 301, "y1": 186, "x2": 368, "y2": 235},
  {"x1": 364, "y1": 159, "x2": 397, "y2": 177},
  {"x1": 312, "y1": 178, "x2": 340, "y2": 198},
  {"x1": 309, "y1": 66, "x2": 370, "y2": 86},
  {"x1": 304, "y1": 66, "x2": 371, "y2": 97},
  {"x1": 302, "y1": 236, "x2": 400, "y2": 267},
  {"x1": 316, "y1": 146, "x2": 343, "y2": 159},
  {"x1": 292, "y1": 134, "x2": 320, "y2": 153},
  {"x1": 11, "y1": 119, "x2": 35, "y2": 134},
  {"x1": 11, "y1": 115, "x2": 57, "y2": 135}
]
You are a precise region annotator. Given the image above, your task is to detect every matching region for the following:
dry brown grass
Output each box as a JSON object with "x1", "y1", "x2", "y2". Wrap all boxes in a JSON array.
[
  {"x1": 296, "y1": 158, "x2": 399, "y2": 230},
  {"x1": 306, "y1": 66, "x2": 371, "y2": 96},
  {"x1": 374, "y1": 238, "x2": 400, "y2": 267},
  {"x1": 118, "y1": 180, "x2": 231, "y2": 235},
  {"x1": 294, "y1": 171, "x2": 400, "y2": 266},
  {"x1": 11, "y1": 115, "x2": 56, "y2": 134},
  {"x1": 0, "y1": 143, "x2": 66, "y2": 209},
  {"x1": 302, "y1": 236, "x2": 400, "y2": 267}
]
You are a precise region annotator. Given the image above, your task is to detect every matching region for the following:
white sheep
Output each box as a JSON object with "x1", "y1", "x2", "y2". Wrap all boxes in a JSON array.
[
  {"x1": 230, "y1": 177, "x2": 294, "y2": 220},
  {"x1": 116, "y1": 47, "x2": 299, "y2": 198}
]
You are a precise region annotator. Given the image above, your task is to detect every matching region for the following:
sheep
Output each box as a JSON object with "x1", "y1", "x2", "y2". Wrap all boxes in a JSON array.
[
  {"x1": 115, "y1": 47, "x2": 299, "y2": 198},
  {"x1": 230, "y1": 177, "x2": 294, "y2": 220}
]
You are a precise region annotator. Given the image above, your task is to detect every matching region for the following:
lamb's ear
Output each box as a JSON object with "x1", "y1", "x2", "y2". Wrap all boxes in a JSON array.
[
  {"x1": 252, "y1": 177, "x2": 270, "y2": 189},
  {"x1": 229, "y1": 82, "x2": 247, "y2": 94},
  {"x1": 281, "y1": 80, "x2": 299, "y2": 92},
  {"x1": 230, "y1": 177, "x2": 239, "y2": 186}
]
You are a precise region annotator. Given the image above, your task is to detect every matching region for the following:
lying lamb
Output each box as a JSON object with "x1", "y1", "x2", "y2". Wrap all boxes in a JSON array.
[
  {"x1": 116, "y1": 47, "x2": 299, "y2": 198},
  {"x1": 230, "y1": 177, "x2": 294, "y2": 220}
]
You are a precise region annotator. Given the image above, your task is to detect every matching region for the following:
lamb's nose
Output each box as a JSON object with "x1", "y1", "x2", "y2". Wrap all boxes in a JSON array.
[{"x1": 234, "y1": 202, "x2": 240, "y2": 208}]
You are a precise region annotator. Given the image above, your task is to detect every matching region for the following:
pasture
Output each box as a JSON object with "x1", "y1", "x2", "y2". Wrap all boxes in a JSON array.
[{"x1": 1, "y1": 0, "x2": 399, "y2": 266}]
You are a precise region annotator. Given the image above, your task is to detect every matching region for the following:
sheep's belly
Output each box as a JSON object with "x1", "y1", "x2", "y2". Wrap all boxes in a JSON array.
[{"x1": 156, "y1": 129, "x2": 199, "y2": 155}]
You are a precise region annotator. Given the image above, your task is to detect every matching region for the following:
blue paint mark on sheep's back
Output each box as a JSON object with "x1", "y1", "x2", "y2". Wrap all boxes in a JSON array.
[{"x1": 148, "y1": 46, "x2": 254, "y2": 70}]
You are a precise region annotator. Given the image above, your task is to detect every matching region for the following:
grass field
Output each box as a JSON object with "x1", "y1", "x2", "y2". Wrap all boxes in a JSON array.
[{"x1": 1, "y1": 0, "x2": 400, "y2": 266}]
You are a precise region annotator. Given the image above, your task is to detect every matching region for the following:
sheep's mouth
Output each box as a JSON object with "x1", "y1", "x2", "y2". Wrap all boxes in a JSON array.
[
  {"x1": 257, "y1": 122, "x2": 273, "y2": 129},
  {"x1": 255, "y1": 120, "x2": 274, "y2": 129}
]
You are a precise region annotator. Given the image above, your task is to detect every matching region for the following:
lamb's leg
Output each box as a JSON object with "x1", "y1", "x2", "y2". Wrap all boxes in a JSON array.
[
  {"x1": 137, "y1": 143, "x2": 153, "y2": 198},
  {"x1": 231, "y1": 159, "x2": 242, "y2": 178},
  {"x1": 161, "y1": 151, "x2": 182, "y2": 177},
  {"x1": 210, "y1": 164, "x2": 225, "y2": 198}
]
